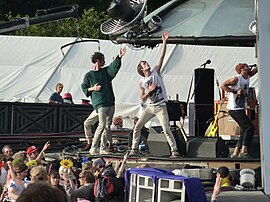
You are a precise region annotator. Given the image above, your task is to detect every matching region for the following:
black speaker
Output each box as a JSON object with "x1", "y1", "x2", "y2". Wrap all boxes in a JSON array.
[
  {"x1": 189, "y1": 103, "x2": 214, "y2": 137},
  {"x1": 147, "y1": 127, "x2": 186, "y2": 156},
  {"x1": 186, "y1": 137, "x2": 229, "y2": 158},
  {"x1": 166, "y1": 100, "x2": 187, "y2": 121},
  {"x1": 194, "y1": 68, "x2": 214, "y2": 105}
]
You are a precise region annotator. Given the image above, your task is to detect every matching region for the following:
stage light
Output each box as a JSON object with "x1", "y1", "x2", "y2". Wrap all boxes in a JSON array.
[
  {"x1": 106, "y1": 0, "x2": 135, "y2": 22},
  {"x1": 240, "y1": 168, "x2": 255, "y2": 188},
  {"x1": 146, "y1": 15, "x2": 162, "y2": 33}
]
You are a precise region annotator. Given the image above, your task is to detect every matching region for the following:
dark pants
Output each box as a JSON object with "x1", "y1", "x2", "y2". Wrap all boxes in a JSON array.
[{"x1": 228, "y1": 109, "x2": 255, "y2": 148}]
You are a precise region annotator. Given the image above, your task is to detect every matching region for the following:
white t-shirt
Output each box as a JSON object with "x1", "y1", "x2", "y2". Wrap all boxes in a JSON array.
[
  {"x1": 227, "y1": 74, "x2": 250, "y2": 110},
  {"x1": 140, "y1": 67, "x2": 168, "y2": 106}
]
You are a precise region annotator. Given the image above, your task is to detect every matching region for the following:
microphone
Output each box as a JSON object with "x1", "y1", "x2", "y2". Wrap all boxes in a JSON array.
[
  {"x1": 200, "y1": 59, "x2": 211, "y2": 67},
  {"x1": 249, "y1": 64, "x2": 257, "y2": 67}
]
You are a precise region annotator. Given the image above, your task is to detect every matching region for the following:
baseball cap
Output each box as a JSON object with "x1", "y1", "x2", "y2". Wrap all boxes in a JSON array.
[
  {"x1": 93, "y1": 158, "x2": 105, "y2": 168},
  {"x1": 26, "y1": 146, "x2": 39, "y2": 155}
]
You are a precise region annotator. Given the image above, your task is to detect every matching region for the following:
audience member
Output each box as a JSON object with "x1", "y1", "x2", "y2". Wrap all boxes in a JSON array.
[
  {"x1": 6, "y1": 161, "x2": 29, "y2": 201},
  {"x1": 49, "y1": 83, "x2": 64, "y2": 104},
  {"x1": 49, "y1": 170, "x2": 71, "y2": 202},
  {"x1": 2, "y1": 145, "x2": 14, "y2": 159},
  {"x1": 63, "y1": 169, "x2": 95, "y2": 202},
  {"x1": 26, "y1": 141, "x2": 50, "y2": 167},
  {"x1": 0, "y1": 155, "x2": 9, "y2": 189},
  {"x1": 29, "y1": 166, "x2": 48, "y2": 183},
  {"x1": 16, "y1": 182, "x2": 66, "y2": 202}
]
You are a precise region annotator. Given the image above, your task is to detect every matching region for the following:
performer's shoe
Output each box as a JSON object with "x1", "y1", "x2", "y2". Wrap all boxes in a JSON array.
[
  {"x1": 239, "y1": 152, "x2": 252, "y2": 159},
  {"x1": 100, "y1": 149, "x2": 112, "y2": 155},
  {"x1": 230, "y1": 154, "x2": 238, "y2": 158},
  {"x1": 169, "y1": 150, "x2": 180, "y2": 159},
  {"x1": 81, "y1": 144, "x2": 91, "y2": 151},
  {"x1": 89, "y1": 148, "x2": 99, "y2": 155}
]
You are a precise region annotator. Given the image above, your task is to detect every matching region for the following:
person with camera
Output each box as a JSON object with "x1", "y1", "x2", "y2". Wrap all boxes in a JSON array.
[{"x1": 221, "y1": 63, "x2": 258, "y2": 158}]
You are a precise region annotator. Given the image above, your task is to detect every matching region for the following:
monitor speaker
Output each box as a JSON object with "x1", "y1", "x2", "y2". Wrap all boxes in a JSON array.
[
  {"x1": 186, "y1": 137, "x2": 229, "y2": 158},
  {"x1": 147, "y1": 127, "x2": 186, "y2": 156}
]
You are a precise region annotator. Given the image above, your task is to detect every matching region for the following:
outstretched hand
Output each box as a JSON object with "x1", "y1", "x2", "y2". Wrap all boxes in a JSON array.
[
  {"x1": 162, "y1": 31, "x2": 170, "y2": 42},
  {"x1": 119, "y1": 47, "x2": 127, "y2": 58}
]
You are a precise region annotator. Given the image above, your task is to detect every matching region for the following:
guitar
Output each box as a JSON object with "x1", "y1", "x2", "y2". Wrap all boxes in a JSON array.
[{"x1": 205, "y1": 101, "x2": 223, "y2": 137}]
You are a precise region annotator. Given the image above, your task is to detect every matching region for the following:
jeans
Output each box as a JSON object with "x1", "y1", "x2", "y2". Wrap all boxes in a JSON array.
[
  {"x1": 84, "y1": 110, "x2": 99, "y2": 139},
  {"x1": 228, "y1": 109, "x2": 255, "y2": 148},
  {"x1": 91, "y1": 106, "x2": 115, "y2": 151},
  {"x1": 132, "y1": 104, "x2": 178, "y2": 151}
]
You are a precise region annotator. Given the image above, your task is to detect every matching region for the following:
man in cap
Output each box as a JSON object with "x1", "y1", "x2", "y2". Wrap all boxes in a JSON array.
[
  {"x1": 221, "y1": 63, "x2": 258, "y2": 158},
  {"x1": 26, "y1": 141, "x2": 50, "y2": 167}
]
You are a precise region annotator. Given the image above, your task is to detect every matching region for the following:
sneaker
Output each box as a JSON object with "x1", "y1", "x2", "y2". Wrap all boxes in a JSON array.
[
  {"x1": 169, "y1": 150, "x2": 180, "y2": 159},
  {"x1": 100, "y1": 150, "x2": 112, "y2": 155},
  {"x1": 128, "y1": 149, "x2": 139, "y2": 157},
  {"x1": 230, "y1": 154, "x2": 238, "y2": 158},
  {"x1": 89, "y1": 148, "x2": 99, "y2": 155},
  {"x1": 81, "y1": 144, "x2": 91, "y2": 151},
  {"x1": 239, "y1": 152, "x2": 252, "y2": 159}
]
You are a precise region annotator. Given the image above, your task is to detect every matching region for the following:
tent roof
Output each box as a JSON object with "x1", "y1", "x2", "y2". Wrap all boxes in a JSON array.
[{"x1": 116, "y1": 0, "x2": 256, "y2": 47}]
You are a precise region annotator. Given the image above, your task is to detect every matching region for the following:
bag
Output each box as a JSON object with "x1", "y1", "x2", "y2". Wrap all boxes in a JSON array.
[{"x1": 94, "y1": 176, "x2": 114, "y2": 200}]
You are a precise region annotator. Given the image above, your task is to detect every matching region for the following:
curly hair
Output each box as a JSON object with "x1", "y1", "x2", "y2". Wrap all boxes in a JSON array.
[{"x1": 91, "y1": 52, "x2": 104, "y2": 64}]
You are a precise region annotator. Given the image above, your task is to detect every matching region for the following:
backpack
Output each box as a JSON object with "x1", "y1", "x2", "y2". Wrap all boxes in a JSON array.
[{"x1": 94, "y1": 175, "x2": 114, "y2": 200}]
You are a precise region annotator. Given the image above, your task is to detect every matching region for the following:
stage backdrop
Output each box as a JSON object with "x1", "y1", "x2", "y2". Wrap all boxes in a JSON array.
[{"x1": 0, "y1": 35, "x2": 258, "y2": 131}]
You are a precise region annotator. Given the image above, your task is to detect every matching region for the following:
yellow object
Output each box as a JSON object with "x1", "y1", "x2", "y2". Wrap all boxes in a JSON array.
[
  {"x1": 221, "y1": 177, "x2": 231, "y2": 186},
  {"x1": 60, "y1": 159, "x2": 73, "y2": 168}
]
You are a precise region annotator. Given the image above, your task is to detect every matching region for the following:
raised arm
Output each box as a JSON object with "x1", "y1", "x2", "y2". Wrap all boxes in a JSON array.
[
  {"x1": 156, "y1": 32, "x2": 169, "y2": 74},
  {"x1": 221, "y1": 76, "x2": 239, "y2": 94}
]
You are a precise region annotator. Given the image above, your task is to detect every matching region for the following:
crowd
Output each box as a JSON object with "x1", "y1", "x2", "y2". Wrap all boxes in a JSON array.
[{"x1": 0, "y1": 144, "x2": 128, "y2": 202}]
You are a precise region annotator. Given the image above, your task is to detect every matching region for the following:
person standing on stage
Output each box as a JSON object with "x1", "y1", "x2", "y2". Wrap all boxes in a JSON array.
[
  {"x1": 81, "y1": 47, "x2": 126, "y2": 155},
  {"x1": 49, "y1": 83, "x2": 64, "y2": 104},
  {"x1": 221, "y1": 63, "x2": 258, "y2": 158},
  {"x1": 129, "y1": 32, "x2": 180, "y2": 158}
]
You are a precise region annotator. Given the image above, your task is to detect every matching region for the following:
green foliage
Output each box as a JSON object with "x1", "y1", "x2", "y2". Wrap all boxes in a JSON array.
[
  {"x1": 0, "y1": 0, "x2": 170, "y2": 39},
  {"x1": 13, "y1": 8, "x2": 109, "y2": 39}
]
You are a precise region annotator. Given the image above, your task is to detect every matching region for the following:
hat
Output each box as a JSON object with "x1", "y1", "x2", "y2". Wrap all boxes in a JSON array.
[
  {"x1": 26, "y1": 146, "x2": 39, "y2": 155},
  {"x1": 113, "y1": 117, "x2": 123, "y2": 125},
  {"x1": 63, "y1": 93, "x2": 72, "y2": 99},
  {"x1": 93, "y1": 158, "x2": 105, "y2": 168},
  {"x1": 235, "y1": 63, "x2": 247, "y2": 74},
  {"x1": 13, "y1": 162, "x2": 28, "y2": 173}
]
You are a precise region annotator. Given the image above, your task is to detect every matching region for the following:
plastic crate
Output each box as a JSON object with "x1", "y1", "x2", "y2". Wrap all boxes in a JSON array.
[
  {"x1": 157, "y1": 178, "x2": 186, "y2": 202},
  {"x1": 136, "y1": 174, "x2": 155, "y2": 202}
]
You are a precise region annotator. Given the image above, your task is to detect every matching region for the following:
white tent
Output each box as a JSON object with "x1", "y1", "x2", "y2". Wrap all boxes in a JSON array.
[{"x1": 0, "y1": 35, "x2": 258, "y2": 129}]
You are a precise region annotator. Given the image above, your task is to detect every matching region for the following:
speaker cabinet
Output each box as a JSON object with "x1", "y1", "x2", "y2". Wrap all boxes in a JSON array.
[
  {"x1": 147, "y1": 127, "x2": 186, "y2": 156},
  {"x1": 194, "y1": 68, "x2": 214, "y2": 105},
  {"x1": 186, "y1": 137, "x2": 229, "y2": 158},
  {"x1": 189, "y1": 103, "x2": 214, "y2": 137}
]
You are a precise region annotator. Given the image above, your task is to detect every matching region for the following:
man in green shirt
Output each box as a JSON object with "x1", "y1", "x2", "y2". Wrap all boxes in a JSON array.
[{"x1": 81, "y1": 48, "x2": 126, "y2": 155}]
